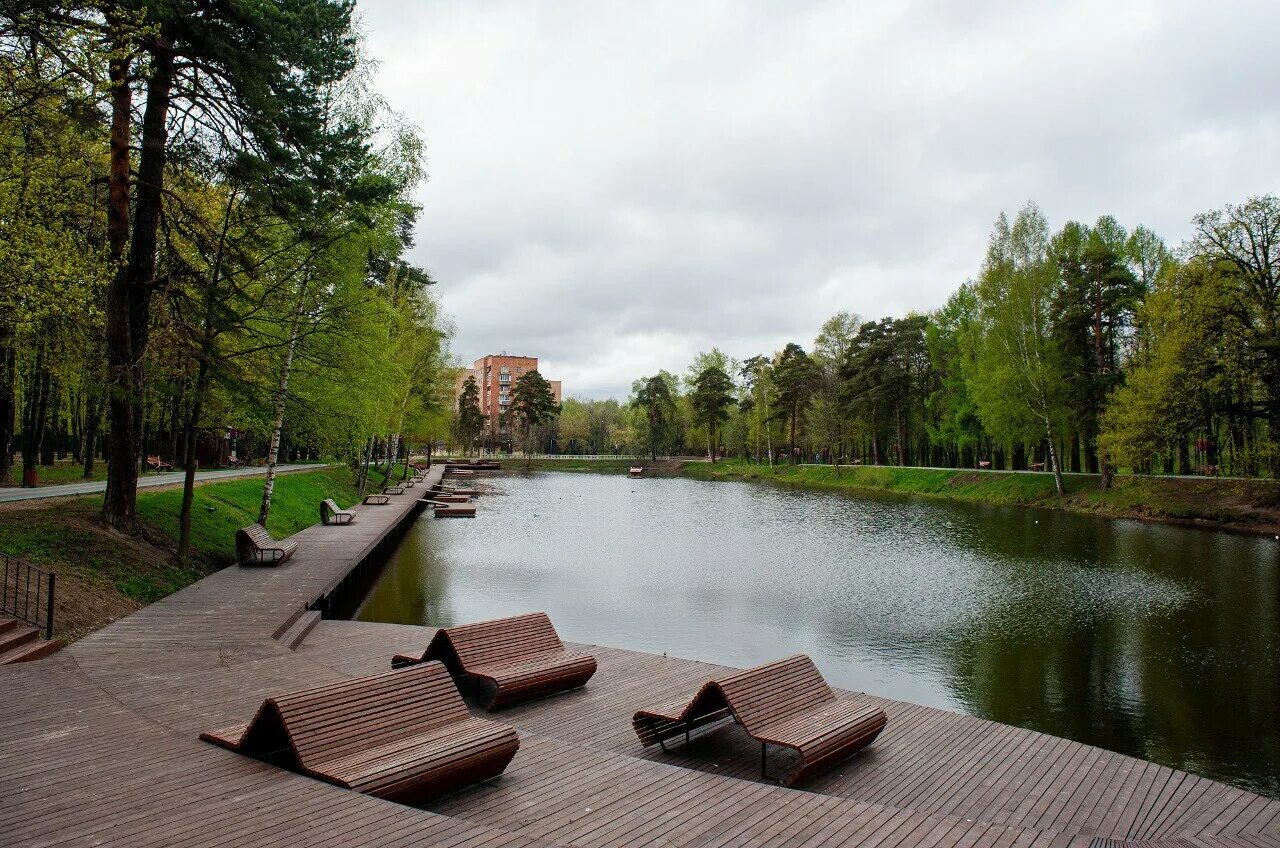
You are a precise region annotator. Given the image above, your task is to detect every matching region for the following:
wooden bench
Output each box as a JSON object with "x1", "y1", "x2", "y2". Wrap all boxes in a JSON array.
[
  {"x1": 320, "y1": 498, "x2": 355, "y2": 525},
  {"x1": 632, "y1": 654, "x2": 886, "y2": 786},
  {"x1": 393, "y1": 612, "x2": 596, "y2": 710},
  {"x1": 362, "y1": 492, "x2": 390, "y2": 505},
  {"x1": 383, "y1": 484, "x2": 405, "y2": 495},
  {"x1": 146, "y1": 455, "x2": 173, "y2": 471},
  {"x1": 235, "y1": 524, "x2": 297, "y2": 567},
  {"x1": 200, "y1": 663, "x2": 519, "y2": 804}
]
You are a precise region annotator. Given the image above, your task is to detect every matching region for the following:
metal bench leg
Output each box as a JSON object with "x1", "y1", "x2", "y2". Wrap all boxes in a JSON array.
[
  {"x1": 760, "y1": 742, "x2": 783, "y2": 783},
  {"x1": 657, "y1": 723, "x2": 692, "y2": 753}
]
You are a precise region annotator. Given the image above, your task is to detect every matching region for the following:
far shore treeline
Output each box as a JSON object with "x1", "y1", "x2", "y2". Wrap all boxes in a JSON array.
[
  {"x1": 0, "y1": 4, "x2": 454, "y2": 557},
  {"x1": 489, "y1": 199, "x2": 1280, "y2": 489}
]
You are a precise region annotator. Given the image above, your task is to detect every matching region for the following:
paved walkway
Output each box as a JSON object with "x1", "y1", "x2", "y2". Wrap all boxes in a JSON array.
[
  {"x1": 0, "y1": 463, "x2": 322, "y2": 503},
  {"x1": 2, "y1": 464, "x2": 1277, "y2": 848}
]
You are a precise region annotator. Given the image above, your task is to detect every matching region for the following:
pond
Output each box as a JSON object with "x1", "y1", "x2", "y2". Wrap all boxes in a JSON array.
[{"x1": 358, "y1": 471, "x2": 1280, "y2": 797}]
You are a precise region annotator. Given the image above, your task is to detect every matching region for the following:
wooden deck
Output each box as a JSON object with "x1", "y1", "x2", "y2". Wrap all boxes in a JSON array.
[{"x1": 2, "y1": 465, "x2": 1277, "y2": 848}]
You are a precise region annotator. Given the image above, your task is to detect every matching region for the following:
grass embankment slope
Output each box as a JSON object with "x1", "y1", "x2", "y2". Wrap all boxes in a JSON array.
[
  {"x1": 681, "y1": 460, "x2": 1280, "y2": 535},
  {"x1": 0, "y1": 466, "x2": 366, "y2": 642}
]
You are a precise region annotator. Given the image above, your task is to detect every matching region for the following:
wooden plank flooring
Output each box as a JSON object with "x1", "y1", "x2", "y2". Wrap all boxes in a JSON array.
[{"x1": 2, "y1": 465, "x2": 1277, "y2": 848}]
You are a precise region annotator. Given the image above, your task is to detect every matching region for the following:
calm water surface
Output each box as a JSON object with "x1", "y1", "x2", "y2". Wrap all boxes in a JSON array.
[{"x1": 359, "y1": 471, "x2": 1280, "y2": 797}]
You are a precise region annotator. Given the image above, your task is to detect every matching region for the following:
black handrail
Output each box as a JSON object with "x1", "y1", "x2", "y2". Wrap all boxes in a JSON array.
[{"x1": 1, "y1": 552, "x2": 54, "y2": 639}]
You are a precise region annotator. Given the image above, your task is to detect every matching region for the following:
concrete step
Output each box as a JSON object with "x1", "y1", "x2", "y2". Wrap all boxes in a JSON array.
[
  {"x1": 0, "y1": 636, "x2": 62, "y2": 664},
  {"x1": 277, "y1": 610, "x2": 321, "y2": 651}
]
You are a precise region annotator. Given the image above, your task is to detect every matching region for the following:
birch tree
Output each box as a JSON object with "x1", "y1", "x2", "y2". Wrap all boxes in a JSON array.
[{"x1": 968, "y1": 204, "x2": 1071, "y2": 496}]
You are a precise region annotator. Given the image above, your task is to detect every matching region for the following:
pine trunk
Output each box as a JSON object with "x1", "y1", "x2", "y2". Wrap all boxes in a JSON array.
[
  {"x1": 103, "y1": 45, "x2": 173, "y2": 532},
  {"x1": 0, "y1": 332, "x2": 14, "y2": 486}
]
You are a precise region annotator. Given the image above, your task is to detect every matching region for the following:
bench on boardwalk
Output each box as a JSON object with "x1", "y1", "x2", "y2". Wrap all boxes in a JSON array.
[
  {"x1": 235, "y1": 524, "x2": 297, "y2": 567},
  {"x1": 362, "y1": 492, "x2": 390, "y2": 505},
  {"x1": 393, "y1": 612, "x2": 597, "y2": 710},
  {"x1": 200, "y1": 664, "x2": 519, "y2": 804},
  {"x1": 320, "y1": 498, "x2": 355, "y2": 526},
  {"x1": 383, "y1": 484, "x2": 405, "y2": 495},
  {"x1": 632, "y1": 654, "x2": 886, "y2": 786}
]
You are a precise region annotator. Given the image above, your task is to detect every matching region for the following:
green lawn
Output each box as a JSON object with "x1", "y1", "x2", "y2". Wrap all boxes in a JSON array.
[
  {"x1": 132, "y1": 466, "x2": 360, "y2": 563},
  {"x1": 679, "y1": 459, "x2": 1280, "y2": 530},
  {"x1": 0, "y1": 466, "x2": 362, "y2": 618},
  {"x1": 6, "y1": 459, "x2": 108, "y2": 486}
]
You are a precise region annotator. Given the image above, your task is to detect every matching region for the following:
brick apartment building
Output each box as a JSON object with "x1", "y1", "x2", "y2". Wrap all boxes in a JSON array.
[{"x1": 455, "y1": 354, "x2": 562, "y2": 436}]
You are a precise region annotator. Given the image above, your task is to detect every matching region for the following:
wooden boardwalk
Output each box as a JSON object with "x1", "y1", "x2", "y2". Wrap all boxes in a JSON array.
[{"x1": 2, "y1": 466, "x2": 1277, "y2": 848}]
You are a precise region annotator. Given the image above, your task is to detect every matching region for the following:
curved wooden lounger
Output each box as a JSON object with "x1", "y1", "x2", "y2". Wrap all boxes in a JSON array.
[
  {"x1": 200, "y1": 663, "x2": 519, "y2": 804},
  {"x1": 632, "y1": 654, "x2": 886, "y2": 786},
  {"x1": 394, "y1": 612, "x2": 596, "y2": 710},
  {"x1": 320, "y1": 498, "x2": 355, "y2": 525},
  {"x1": 235, "y1": 524, "x2": 297, "y2": 567}
]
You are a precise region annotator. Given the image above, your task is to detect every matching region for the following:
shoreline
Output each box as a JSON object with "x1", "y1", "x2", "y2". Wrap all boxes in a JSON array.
[
  {"x1": 511, "y1": 456, "x2": 1280, "y2": 538},
  {"x1": 6, "y1": 461, "x2": 1278, "y2": 846}
]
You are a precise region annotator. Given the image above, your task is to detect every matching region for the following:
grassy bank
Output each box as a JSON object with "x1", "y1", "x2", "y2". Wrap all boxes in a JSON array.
[
  {"x1": 680, "y1": 460, "x2": 1280, "y2": 534},
  {"x1": 0, "y1": 466, "x2": 361, "y2": 642}
]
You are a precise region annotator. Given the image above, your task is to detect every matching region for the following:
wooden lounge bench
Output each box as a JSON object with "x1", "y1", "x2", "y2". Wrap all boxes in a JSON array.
[
  {"x1": 394, "y1": 612, "x2": 596, "y2": 710},
  {"x1": 632, "y1": 654, "x2": 886, "y2": 786},
  {"x1": 362, "y1": 492, "x2": 390, "y2": 505},
  {"x1": 200, "y1": 663, "x2": 519, "y2": 804},
  {"x1": 236, "y1": 524, "x2": 298, "y2": 567},
  {"x1": 383, "y1": 484, "x2": 405, "y2": 495},
  {"x1": 320, "y1": 498, "x2": 355, "y2": 525}
]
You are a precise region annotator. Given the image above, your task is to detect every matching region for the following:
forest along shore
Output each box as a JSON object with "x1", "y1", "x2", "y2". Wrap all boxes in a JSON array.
[{"x1": 516, "y1": 457, "x2": 1280, "y2": 537}]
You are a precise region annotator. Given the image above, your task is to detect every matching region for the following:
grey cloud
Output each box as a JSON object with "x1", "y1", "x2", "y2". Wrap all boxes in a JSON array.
[{"x1": 359, "y1": 0, "x2": 1280, "y2": 398}]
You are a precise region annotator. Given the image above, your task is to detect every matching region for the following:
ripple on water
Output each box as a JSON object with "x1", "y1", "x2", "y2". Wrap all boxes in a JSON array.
[{"x1": 359, "y1": 471, "x2": 1280, "y2": 798}]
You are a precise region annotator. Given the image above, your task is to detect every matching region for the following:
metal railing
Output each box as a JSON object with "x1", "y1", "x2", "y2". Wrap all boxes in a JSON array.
[{"x1": 1, "y1": 553, "x2": 54, "y2": 639}]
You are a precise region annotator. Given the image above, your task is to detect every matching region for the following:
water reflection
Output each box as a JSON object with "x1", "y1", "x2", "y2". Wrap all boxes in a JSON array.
[{"x1": 358, "y1": 472, "x2": 1280, "y2": 797}]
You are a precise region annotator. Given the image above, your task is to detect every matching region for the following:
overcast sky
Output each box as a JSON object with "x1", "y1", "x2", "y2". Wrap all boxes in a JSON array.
[{"x1": 358, "y1": 0, "x2": 1280, "y2": 399}]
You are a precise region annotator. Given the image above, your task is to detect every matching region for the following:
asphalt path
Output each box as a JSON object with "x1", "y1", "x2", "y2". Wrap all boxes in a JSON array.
[{"x1": 0, "y1": 464, "x2": 323, "y2": 504}]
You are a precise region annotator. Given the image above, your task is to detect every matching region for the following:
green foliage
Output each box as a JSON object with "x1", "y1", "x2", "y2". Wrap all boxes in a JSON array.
[
  {"x1": 510, "y1": 369, "x2": 559, "y2": 454},
  {"x1": 967, "y1": 205, "x2": 1071, "y2": 492},
  {"x1": 632, "y1": 374, "x2": 676, "y2": 459},
  {"x1": 772, "y1": 342, "x2": 816, "y2": 458},
  {"x1": 454, "y1": 375, "x2": 484, "y2": 452},
  {"x1": 690, "y1": 364, "x2": 735, "y2": 461}
]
